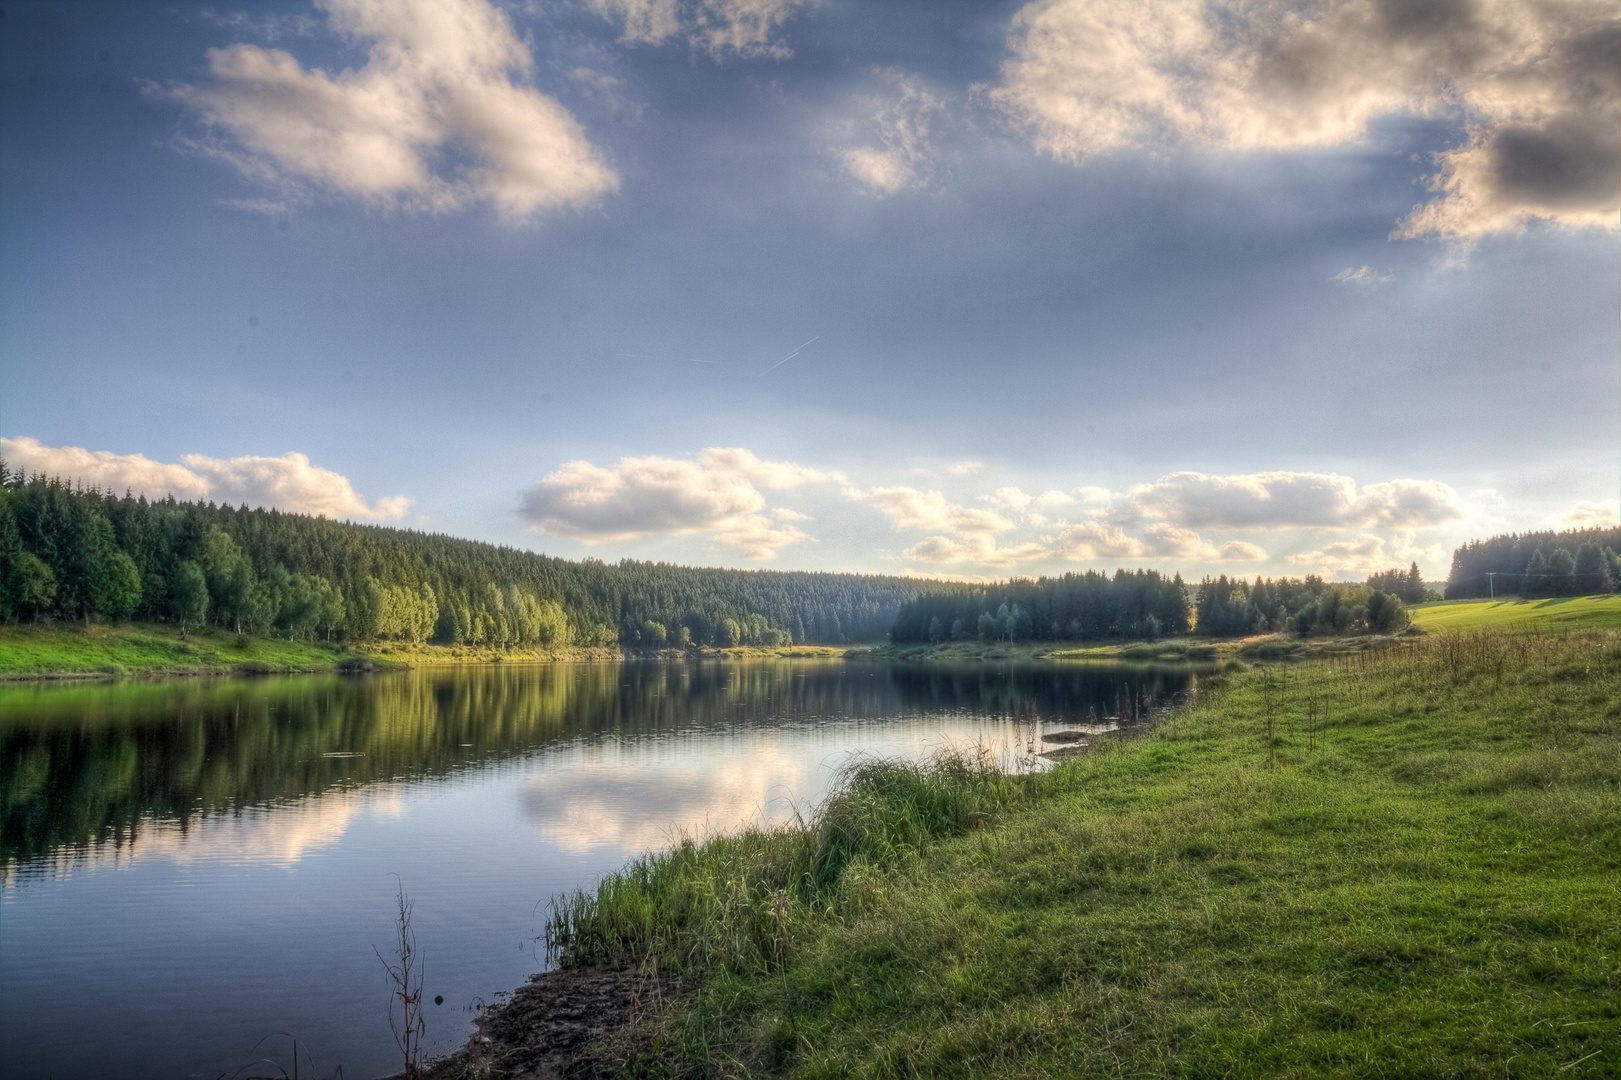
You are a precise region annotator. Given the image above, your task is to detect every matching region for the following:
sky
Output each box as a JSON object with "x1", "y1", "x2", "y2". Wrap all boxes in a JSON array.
[{"x1": 3, "y1": 0, "x2": 1617, "y2": 584}]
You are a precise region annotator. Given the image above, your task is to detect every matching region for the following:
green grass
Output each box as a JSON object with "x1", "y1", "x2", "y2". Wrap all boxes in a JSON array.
[
  {"x1": 0, "y1": 622, "x2": 645, "y2": 678},
  {"x1": 0, "y1": 621, "x2": 373, "y2": 677},
  {"x1": 1411, "y1": 595, "x2": 1621, "y2": 633},
  {"x1": 857, "y1": 639, "x2": 1221, "y2": 664},
  {"x1": 554, "y1": 629, "x2": 1621, "y2": 1078}
]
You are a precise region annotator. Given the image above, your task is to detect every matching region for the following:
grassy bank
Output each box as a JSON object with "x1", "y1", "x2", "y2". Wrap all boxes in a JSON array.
[
  {"x1": 1411, "y1": 595, "x2": 1621, "y2": 632},
  {"x1": 0, "y1": 622, "x2": 859, "y2": 679},
  {"x1": 0, "y1": 621, "x2": 382, "y2": 678},
  {"x1": 0, "y1": 622, "x2": 640, "y2": 679},
  {"x1": 852, "y1": 639, "x2": 1224, "y2": 663},
  {"x1": 548, "y1": 629, "x2": 1621, "y2": 1078}
]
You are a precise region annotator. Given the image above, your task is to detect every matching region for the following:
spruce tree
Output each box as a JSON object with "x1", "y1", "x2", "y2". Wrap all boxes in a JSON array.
[
  {"x1": 1574, "y1": 542, "x2": 1610, "y2": 594},
  {"x1": 1522, "y1": 548, "x2": 1549, "y2": 597}
]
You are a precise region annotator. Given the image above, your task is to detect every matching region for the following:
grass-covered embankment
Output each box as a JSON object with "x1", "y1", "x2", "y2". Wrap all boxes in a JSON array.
[
  {"x1": 0, "y1": 622, "x2": 849, "y2": 679},
  {"x1": 0, "y1": 621, "x2": 382, "y2": 678},
  {"x1": 544, "y1": 630, "x2": 1621, "y2": 1078}
]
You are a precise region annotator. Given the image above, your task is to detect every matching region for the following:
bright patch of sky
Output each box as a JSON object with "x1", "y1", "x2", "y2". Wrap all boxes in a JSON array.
[{"x1": 3, "y1": 0, "x2": 1617, "y2": 581}]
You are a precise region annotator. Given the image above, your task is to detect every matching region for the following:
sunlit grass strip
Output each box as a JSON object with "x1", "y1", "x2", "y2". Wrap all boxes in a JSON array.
[
  {"x1": 1411, "y1": 594, "x2": 1621, "y2": 632},
  {"x1": 574, "y1": 629, "x2": 1621, "y2": 1078}
]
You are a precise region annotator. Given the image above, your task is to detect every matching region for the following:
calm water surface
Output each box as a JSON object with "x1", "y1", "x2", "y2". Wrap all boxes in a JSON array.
[{"x1": 0, "y1": 659, "x2": 1198, "y2": 1080}]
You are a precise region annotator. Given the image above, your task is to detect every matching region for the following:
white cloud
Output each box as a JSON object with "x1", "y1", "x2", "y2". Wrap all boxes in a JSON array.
[
  {"x1": 1219, "y1": 540, "x2": 1269, "y2": 562},
  {"x1": 517, "y1": 447, "x2": 830, "y2": 557},
  {"x1": 902, "y1": 534, "x2": 1049, "y2": 569},
  {"x1": 989, "y1": 0, "x2": 1620, "y2": 239},
  {"x1": 1559, "y1": 500, "x2": 1620, "y2": 529},
  {"x1": 945, "y1": 460, "x2": 984, "y2": 476},
  {"x1": 198, "y1": 7, "x2": 320, "y2": 42},
  {"x1": 160, "y1": 0, "x2": 617, "y2": 220},
  {"x1": 1288, "y1": 534, "x2": 1400, "y2": 577},
  {"x1": 984, "y1": 487, "x2": 1072, "y2": 512},
  {"x1": 983, "y1": 486, "x2": 1075, "y2": 526},
  {"x1": 590, "y1": 0, "x2": 817, "y2": 57},
  {"x1": 689, "y1": 0, "x2": 818, "y2": 58},
  {"x1": 1, "y1": 437, "x2": 410, "y2": 519},
  {"x1": 1287, "y1": 531, "x2": 1444, "y2": 578},
  {"x1": 1129, "y1": 471, "x2": 1464, "y2": 530},
  {"x1": 1330, "y1": 265, "x2": 1393, "y2": 284},
  {"x1": 840, "y1": 71, "x2": 943, "y2": 194},
  {"x1": 586, "y1": 0, "x2": 683, "y2": 45},
  {"x1": 900, "y1": 567, "x2": 1002, "y2": 585},
  {"x1": 772, "y1": 507, "x2": 813, "y2": 522},
  {"x1": 1073, "y1": 486, "x2": 1112, "y2": 504},
  {"x1": 851, "y1": 486, "x2": 1014, "y2": 535},
  {"x1": 519, "y1": 456, "x2": 762, "y2": 542},
  {"x1": 1046, "y1": 520, "x2": 1225, "y2": 562},
  {"x1": 697, "y1": 447, "x2": 840, "y2": 488},
  {"x1": 713, "y1": 514, "x2": 812, "y2": 560},
  {"x1": 902, "y1": 518, "x2": 1254, "y2": 569}
]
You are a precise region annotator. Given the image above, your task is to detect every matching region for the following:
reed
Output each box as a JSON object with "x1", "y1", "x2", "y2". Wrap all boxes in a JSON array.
[{"x1": 544, "y1": 749, "x2": 1035, "y2": 975}]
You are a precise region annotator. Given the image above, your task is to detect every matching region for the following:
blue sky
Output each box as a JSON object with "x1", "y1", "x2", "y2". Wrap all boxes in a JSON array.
[{"x1": 4, "y1": 0, "x2": 1617, "y2": 582}]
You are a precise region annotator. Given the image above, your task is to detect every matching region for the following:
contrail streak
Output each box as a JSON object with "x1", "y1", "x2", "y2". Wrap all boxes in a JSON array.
[{"x1": 765, "y1": 335, "x2": 819, "y2": 372}]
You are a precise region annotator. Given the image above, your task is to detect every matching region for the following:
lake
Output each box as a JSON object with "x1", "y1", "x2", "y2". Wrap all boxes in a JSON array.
[{"x1": 0, "y1": 659, "x2": 1199, "y2": 1080}]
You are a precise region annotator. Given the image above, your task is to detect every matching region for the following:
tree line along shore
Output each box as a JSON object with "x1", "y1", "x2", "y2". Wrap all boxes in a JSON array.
[{"x1": 3, "y1": 466, "x2": 1621, "y2": 678}]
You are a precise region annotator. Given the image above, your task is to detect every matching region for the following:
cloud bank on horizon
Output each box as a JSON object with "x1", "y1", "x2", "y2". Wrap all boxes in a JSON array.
[
  {"x1": 515, "y1": 446, "x2": 1478, "y2": 577},
  {"x1": 7, "y1": 436, "x2": 1618, "y2": 580},
  {"x1": 2, "y1": 437, "x2": 411, "y2": 521}
]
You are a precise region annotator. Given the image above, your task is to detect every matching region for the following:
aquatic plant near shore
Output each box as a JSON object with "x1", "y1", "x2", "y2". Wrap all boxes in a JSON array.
[
  {"x1": 374, "y1": 878, "x2": 426, "y2": 1079},
  {"x1": 543, "y1": 749, "x2": 1037, "y2": 975}
]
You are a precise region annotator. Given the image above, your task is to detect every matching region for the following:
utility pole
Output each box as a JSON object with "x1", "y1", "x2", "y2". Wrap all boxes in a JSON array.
[{"x1": 1485, "y1": 572, "x2": 1498, "y2": 599}]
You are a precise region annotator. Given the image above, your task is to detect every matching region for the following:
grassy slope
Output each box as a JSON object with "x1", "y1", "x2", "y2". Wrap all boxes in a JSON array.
[
  {"x1": 558, "y1": 630, "x2": 1621, "y2": 1079},
  {"x1": 1411, "y1": 595, "x2": 1621, "y2": 632},
  {"x1": 0, "y1": 621, "x2": 373, "y2": 677}
]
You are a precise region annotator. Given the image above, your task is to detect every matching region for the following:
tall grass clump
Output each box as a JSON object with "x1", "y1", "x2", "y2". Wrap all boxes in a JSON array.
[{"x1": 544, "y1": 749, "x2": 1032, "y2": 975}]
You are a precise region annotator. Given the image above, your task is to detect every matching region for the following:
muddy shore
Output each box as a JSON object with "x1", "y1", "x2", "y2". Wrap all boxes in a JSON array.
[{"x1": 411, "y1": 966, "x2": 682, "y2": 1080}]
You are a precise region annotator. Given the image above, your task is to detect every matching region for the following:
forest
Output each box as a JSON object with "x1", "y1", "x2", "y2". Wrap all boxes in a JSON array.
[
  {"x1": 890, "y1": 564, "x2": 1429, "y2": 643},
  {"x1": 0, "y1": 469, "x2": 963, "y2": 647},
  {"x1": 1443, "y1": 526, "x2": 1621, "y2": 599},
  {"x1": 889, "y1": 569, "x2": 1192, "y2": 643}
]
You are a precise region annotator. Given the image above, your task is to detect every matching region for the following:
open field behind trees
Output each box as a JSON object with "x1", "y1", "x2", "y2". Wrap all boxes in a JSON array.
[
  {"x1": 1411, "y1": 596, "x2": 1621, "y2": 633},
  {"x1": 536, "y1": 628, "x2": 1621, "y2": 1079}
]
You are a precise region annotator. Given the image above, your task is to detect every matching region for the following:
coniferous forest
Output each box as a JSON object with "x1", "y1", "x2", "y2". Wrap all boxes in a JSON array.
[
  {"x1": 0, "y1": 469, "x2": 963, "y2": 646},
  {"x1": 890, "y1": 568, "x2": 1423, "y2": 643},
  {"x1": 1443, "y1": 527, "x2": 1621, "y2": 599},
  {"x1": 889, "y1": 570, "x2": 1194, "y2": 643}
]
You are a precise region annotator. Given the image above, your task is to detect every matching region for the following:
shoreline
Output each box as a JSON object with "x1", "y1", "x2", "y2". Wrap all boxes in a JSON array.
[
  {"x1": 407, "y1": 965, "x2": 686, "y2": 1080},
  {"x1": 0, "y1": 619, "x2": 1438, "y2": 682},
  {"x1": 442, "y1": 627, "x2": 1621, "y2": 1077}
]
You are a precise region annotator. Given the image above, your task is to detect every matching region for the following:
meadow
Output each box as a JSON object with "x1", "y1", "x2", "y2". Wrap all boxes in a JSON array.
[
  {"x1": 542, "y1": 628, "x2": 1621, "y2": 1078},
  {"x1": 1410, "y1": 595, "x2": 1621, "y2": 632}
]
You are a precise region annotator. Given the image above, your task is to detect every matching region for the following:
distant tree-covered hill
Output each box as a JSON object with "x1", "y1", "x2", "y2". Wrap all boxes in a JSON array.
[
  {"x1": 890, "y1": 570, "x2": 1194, "y2": 643},
  {"x1": 0, "y1": 469, "x2": 966, "y2": 646},
  {"x1": 1445, "y1": 527, "x2": 1621, "y2": 599}
]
